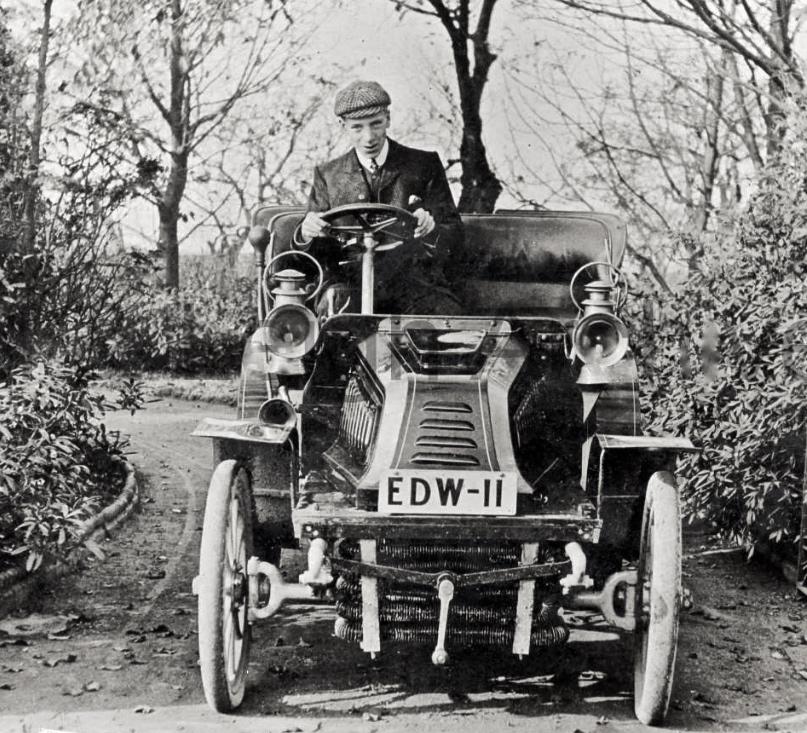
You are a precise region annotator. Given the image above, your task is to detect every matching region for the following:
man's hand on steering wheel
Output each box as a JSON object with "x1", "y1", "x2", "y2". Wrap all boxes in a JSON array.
[
  {"x1": 300, "y1": 211, "x2": 330, "y2": 242},
  {"x1": 412, "y1": 208, "x2": 435, "y2": 238}
]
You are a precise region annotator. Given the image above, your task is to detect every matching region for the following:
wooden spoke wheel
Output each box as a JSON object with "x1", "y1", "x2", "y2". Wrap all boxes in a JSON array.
[
  {"x1": 198, "y1": 460, "x2": 254, "y2": 712},
  {"x1": 633, "y1": 471, "x2": 682, "y2": 726}
]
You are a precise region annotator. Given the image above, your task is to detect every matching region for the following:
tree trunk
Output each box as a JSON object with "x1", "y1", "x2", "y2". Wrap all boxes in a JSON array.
[
  {"x1": 763, "y1": 0, "x2": 796, "y2": 161},
  {"x1": 21, "y1": 0, "x2": 52, "y2": 256},
  {"x1": 159, "y1": 151, "x2": 188, "y2": 290},
  {"x1": 428, "y1": 0, "x2": 502, "y2": 213},
  {"x1": 159, "y1": 207, "x2": 180, "y2": 291},
  {"x1": 457, "y1": 114, "x2": 502, "y2": 213},
  {"x1": 159, "y1": 0, "x2": 188, "y2": 291}
]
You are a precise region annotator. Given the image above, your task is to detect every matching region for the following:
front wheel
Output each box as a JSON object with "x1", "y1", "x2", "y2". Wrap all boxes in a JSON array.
[
  {"x1": 633, "y1": 471, "x2": 682, "y2": 726},
  {"x1": 198, "y1": 460, "x2": 254, "y2": 712}
]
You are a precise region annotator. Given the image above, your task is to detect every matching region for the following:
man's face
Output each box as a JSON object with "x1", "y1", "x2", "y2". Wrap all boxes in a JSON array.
[{"x1": 341, "y1": 111, "x2": 390, "y2": 158}]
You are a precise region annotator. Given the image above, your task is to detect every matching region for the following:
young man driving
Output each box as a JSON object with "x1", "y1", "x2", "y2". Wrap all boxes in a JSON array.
[{"x1": 299, "y1": 80, "x2": 463, "y2": 314}]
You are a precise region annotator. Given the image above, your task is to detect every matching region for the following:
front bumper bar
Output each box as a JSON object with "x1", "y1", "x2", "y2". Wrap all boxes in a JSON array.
[{"x1": 293, "y1": 508, "x2": 601, "y2": 543}]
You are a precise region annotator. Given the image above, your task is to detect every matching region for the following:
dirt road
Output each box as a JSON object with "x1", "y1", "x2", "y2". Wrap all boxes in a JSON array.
[{"x1": 1, "y1": 398, "x2": 807, "y2": 733}]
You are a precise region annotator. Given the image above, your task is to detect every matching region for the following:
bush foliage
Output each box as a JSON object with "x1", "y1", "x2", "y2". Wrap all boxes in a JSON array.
[
  {"x1": 104, "y1": 257, "x2": 256, "y2": 374},
  {"x1": 633, "y1": 117, "x2": 807, "y2": 549},
  {"x1": 0, "y1": 361, "x2": 126, "y2": 573}
]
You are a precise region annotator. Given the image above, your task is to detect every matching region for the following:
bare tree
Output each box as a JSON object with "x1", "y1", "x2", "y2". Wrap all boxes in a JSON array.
[
  {"x1": 390, "y1": 0, "x2": 503, "y2": 212},
  {"x1": 68, "y1": 0, "x2": 305, "y2": 289},
  {"x1": 497, "y1": 6, "x2": 775, "y2": 286},
  {"x1": 185, "y1": 78, "x2": 338, "y2": 261},
  {"x1": 544, "y1": 0, "x2": 804, "y2": 158}
]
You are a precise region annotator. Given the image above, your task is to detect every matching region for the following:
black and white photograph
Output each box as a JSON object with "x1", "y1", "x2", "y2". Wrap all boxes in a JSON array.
[{"x1": 1, "y1": 1, "x2": 806, "y2": 731}]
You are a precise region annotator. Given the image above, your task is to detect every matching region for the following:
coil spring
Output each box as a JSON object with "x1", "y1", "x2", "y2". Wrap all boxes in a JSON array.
[
  {"x1": 335, "y1": 599, "x2": 560, "y2": 626},
  {"x1": 334, "y1": 616, "x2": 569, "y2": 647},
  {"x1": 339, "y1": 540, "x2": 525, "y2": 567},
  {"x1": 335, "y1": 577, "x2": 521, "y2": 604}
]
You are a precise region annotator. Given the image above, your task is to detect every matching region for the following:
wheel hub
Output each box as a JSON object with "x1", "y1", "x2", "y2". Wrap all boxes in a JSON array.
[{"x1": 228, "y1": 569, "x2": 247, "y2": 607}]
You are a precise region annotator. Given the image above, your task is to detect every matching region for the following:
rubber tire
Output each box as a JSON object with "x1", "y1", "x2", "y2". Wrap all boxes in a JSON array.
[
  {"x1": 198, "y1": 460, "x2": 254, "y2": 712},
  {"x1": 633, "y1": 471, "x2": 682, "y2": 726}
]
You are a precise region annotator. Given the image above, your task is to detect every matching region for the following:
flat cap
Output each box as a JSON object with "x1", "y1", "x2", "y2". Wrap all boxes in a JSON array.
[{"x1": 334, "y1": 80, "x2": 391, "y2": 119}]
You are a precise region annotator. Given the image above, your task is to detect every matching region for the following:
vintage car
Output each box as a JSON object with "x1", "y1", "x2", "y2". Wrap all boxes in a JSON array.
[{"x1": 192, "y1": 203, "x2": 695, "y2": 725}]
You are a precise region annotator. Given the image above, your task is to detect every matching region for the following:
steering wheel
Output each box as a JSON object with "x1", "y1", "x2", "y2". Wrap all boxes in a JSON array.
[{"x1": 294, "y1": 203, "x2": 418, "y2": 260}]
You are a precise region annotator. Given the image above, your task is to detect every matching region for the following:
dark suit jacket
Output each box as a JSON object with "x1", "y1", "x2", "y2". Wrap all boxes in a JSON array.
[{"x1": 306, "y1": 139, "x2": 463, "y2": 273}]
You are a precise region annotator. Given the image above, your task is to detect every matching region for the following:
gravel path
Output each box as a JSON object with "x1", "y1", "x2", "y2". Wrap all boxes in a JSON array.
[{"x1": 0, "y1": 398, "x2": 806, "y2": 733}]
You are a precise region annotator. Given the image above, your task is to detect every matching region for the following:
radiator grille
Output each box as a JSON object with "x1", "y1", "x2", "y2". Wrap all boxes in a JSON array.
[{"x1": 337, "y1": 370, "x2": 381, "y2": 464}]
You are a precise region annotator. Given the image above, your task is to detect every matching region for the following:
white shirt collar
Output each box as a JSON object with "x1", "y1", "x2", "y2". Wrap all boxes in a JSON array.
[{"x1": 355, "y1": 139, "x2": 389, "y2": 171}]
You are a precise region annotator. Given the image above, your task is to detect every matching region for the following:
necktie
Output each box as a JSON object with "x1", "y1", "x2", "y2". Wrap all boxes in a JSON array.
[{"x1": 368, "y1": 157, "x2": 381, "y2": 199}]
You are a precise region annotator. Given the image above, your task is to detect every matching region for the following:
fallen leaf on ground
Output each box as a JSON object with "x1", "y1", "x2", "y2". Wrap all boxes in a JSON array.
[
  {"x1": 0, "y1": 613, "x2": 74, "y2": 638},
  {"x1": 771, "y1": 650, "x2": 787, "y2": 660},
  {"x1": 691, "y1": 691, "x2": 716, "y2": 707},
  {"x1": 83, "y1": 538, "x2": 106, "y2": 561},
  {"x1": 85, "y1": 681, "x2": 101, "y2": 692},
  {"x1": 797, "y1": 670, "x2": 807, "y2": 681},
  {"x1": 134, "y1": 705, "x2": 154, "y2": 714},
  {"x1": 0, "y1": 683, "x2": 14, "y2": 691},
  {"x1": 47, "y1": 633, "x2": 70, "y2": 641},
  {"x1": 43, "y1": 654, "x2": 77, "y2": 667},
  {"x1": 691, "y1": 606, "x2": 722, "y2": 621},
  {"x1": 297, "y1": 637, "x2": 311, "y2": 647},
  {"x1": 99, "y1": 664, "x2": 123, "y2": 671},
  {"x1": 63, "y1": 687, "x2": 84, "y2": 697},
  {"x1": 1, "y1": 666, "x2": 23, "y2": 673}
]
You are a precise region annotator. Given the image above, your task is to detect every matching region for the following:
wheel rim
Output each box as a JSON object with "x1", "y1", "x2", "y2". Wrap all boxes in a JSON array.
[
  {"x1": 636, "y1": 507, "x2": 654, "y2": 684},
  {"x1": 633, "y1": 473, "x2": 681, "y2": 725},
  {"x1": 223, "y1": 490, "x2": 248, "y2": 686}
]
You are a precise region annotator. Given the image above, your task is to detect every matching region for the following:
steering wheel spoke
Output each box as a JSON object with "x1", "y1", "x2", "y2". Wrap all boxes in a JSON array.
[{"x1": 370, "y1": 216, "x2": 400, "y2": 233}]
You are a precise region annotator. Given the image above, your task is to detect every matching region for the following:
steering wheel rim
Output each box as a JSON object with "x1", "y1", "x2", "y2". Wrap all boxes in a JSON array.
[
  {"x1": 569, "y1": 261, "x2": 628, "y2": 313},
  {"x1": 294, "y1": 203, "x2": 418, "y2": 257},
  {"x1": 262, "y1": 250, "x2": 324, "y2": 305}
]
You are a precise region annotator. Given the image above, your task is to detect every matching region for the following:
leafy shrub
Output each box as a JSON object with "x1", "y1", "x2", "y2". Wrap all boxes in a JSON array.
[
  {"x1": 0, "y1": 361, "x2": 126, "y2": 573},
  {"x1": 104, "y1": 257, "x2": 257, "y2": 374},
  {"x1": 631, "y1": 112, "x2": 807, "y2": 550}
]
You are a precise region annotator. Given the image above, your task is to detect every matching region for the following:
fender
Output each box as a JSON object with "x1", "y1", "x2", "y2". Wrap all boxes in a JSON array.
[
  {"x1": 192, "y1": 417, "x2": 294, "y2": 445},
  {"x1": 587, "y1": 432, "x2": 697, "y2": 551}
]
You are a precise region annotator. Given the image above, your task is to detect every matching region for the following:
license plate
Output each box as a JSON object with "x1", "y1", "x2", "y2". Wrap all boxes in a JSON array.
[{"x1": 378, "y1": 470, "x2": 517, "y2": 515}]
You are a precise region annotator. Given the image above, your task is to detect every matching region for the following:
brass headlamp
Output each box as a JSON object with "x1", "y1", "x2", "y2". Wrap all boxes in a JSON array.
[
  {"x1": 571, "y1": 276, "x2": 629, "y2": 368},
  {"x1": 263, "y1": 268, "x2": 319, "y2": 359}
]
